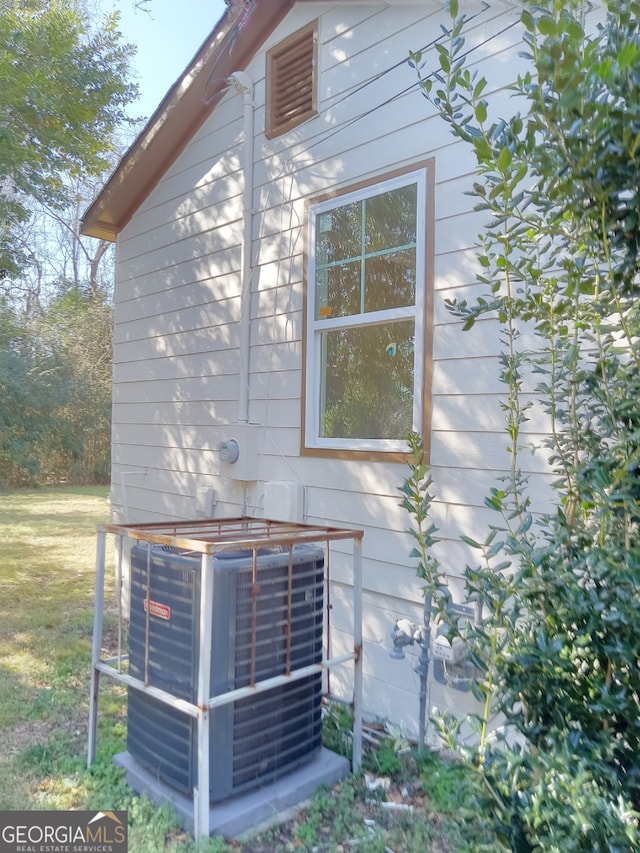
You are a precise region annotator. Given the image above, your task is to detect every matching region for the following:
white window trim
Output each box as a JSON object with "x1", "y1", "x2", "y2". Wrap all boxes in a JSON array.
[{"x1": 304, "y1": 167, "x2": 429, "y2": 454}]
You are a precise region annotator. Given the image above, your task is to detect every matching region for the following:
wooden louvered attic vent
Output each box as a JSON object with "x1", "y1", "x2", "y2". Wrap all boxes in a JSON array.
[{"x1": 266, "y1": 21, "x2": 318, "y2": 139}]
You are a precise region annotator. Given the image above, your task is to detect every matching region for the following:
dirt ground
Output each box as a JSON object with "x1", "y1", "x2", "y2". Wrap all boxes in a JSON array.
[{"x1": 226, "y1": 773, "x2": 460, "y2": 853}]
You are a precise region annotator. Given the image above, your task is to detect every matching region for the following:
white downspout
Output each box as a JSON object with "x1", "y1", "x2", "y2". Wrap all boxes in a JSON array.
[{"x1": 228, "y1": 70, "x2": 255, "y2": 425}]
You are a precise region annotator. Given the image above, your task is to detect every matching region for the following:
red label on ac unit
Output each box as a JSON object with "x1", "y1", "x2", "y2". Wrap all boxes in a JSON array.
[{"x1": 144, "y1": 598, "x2": 171, "y2": 620}]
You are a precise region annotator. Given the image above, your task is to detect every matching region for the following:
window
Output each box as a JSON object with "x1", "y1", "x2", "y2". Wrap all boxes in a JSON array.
[
  {"x1": 304, "y1": 164, "x2": 433, "y2": 457},
  {"x1": 266, "y1": 22, "x2": 318, "y2": 139}
]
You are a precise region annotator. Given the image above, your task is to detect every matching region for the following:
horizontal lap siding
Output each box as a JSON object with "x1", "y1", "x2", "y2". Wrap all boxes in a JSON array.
[
  {"x1": 113, "y1": 400, "x2": 236, "y2": 427},
  {"x1": 112, "y1": 1, "x2": 544, "y2": 737}
]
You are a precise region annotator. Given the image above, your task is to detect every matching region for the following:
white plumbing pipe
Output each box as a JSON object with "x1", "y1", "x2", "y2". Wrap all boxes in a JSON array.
[{"x1": 229, "y1": 70, "x2": 255, "y2": 425}]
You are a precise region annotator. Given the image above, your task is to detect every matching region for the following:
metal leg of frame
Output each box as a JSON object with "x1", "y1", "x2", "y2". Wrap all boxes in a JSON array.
[
  {"x1": 352, "y1": 537, "x2": 363, "y2": 773},
  {"x1": 87, "y1": 527, "x2": 107, "y2": 767},
  {"x1": 194, "y1": 553, "x2": 215, "y2": 840}
]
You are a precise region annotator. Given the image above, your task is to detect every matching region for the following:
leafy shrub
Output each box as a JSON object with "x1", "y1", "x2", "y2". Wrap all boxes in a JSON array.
[
  {"x1": 402, "y1": 0, "x2": 640, "y2": 848},
  {"x1": 322, "y1": 701, "x2": 354, "y2": 759}
]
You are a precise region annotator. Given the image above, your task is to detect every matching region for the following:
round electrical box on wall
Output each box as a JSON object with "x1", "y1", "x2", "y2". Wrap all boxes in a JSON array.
[{"x1": 217, "y1": 439, "x2": 240, "y2": 464}]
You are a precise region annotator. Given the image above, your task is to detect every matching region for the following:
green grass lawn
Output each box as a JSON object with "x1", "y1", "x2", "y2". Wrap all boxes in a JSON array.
[
  {"x1": 0, "y1": 488, "x2": 114, "y2": 805},
  {"x1": 0, "y1": 488, "x2": 469, "y2": 853},
  {"x1": 0, "y1": 487, "x2": 215, "y2": 850}
]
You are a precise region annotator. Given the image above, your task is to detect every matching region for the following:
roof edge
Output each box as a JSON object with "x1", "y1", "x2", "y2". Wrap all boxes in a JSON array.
[{"x1": 81, "y1": 0, "x2": 294, "y2": 240}]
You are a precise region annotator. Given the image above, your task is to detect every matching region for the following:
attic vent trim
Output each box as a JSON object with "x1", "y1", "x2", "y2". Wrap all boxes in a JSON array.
[{"x1": 266, "y1": 21, "x2": 318, "y2": 139}]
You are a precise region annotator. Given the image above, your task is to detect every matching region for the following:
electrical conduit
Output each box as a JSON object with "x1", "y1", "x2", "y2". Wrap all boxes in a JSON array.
[{"x1": 228, "y1": 70, "x2": 255, "y2": 425}]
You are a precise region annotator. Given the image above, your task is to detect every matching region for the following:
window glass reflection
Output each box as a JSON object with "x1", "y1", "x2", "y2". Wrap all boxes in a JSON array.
[{"x1": 319, "y1": 320, "x2": 415, "y2": 440}]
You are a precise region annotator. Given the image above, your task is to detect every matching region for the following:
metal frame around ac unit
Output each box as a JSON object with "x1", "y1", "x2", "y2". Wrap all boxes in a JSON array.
[{"x1": 87, "y1": 517, "x2": 364, "y2": 841}]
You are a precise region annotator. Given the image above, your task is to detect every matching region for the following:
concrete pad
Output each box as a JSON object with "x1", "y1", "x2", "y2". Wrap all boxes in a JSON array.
[{"x1": 114, "y1": 747, "x2": 351, "y2": 838}]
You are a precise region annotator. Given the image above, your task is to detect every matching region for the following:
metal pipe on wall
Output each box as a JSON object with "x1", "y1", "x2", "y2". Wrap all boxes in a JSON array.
[{"x1": 228, "y1": 70, "x2": 255, "y2": 425}]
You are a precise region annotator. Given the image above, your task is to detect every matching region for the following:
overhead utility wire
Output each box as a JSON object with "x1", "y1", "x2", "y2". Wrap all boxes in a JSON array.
[
  {"x1": 319, "y1": 3, "x2": 489, "y2": 115},
  {"x1": 293, "y1": 12, "x2": 520, "y2": 161}
]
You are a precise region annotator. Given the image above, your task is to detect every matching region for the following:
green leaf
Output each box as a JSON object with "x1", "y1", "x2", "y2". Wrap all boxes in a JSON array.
[
  {"x1": 521, "y1": 9, "x2": 534, "y2": 33},
  {"x1": 475, "y1": 101, "x2": 488, "y2": 123},
  {"x1": 486, "y1": 541, "x2": 505, "y2": 559},
  {"x1": 537, "y1": 16, "x2": 557, "y2": 37},
  {"x1": 473, "y1": 77, "x2": 488, "y2": 99},
  {"x1": 618, "y1": 41, "x2": 637, "y2": 69},
  {"x1": 497, "y1": 146, "x2": 512, "y2": 173},
  {"x1": 474, "y1": 135, "x2": 493, "y2": 162}
]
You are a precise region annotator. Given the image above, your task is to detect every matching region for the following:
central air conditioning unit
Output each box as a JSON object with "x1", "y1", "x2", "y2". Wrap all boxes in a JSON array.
[{"x1": 126, "y1": 542, "x2": 325, "y2": 803}]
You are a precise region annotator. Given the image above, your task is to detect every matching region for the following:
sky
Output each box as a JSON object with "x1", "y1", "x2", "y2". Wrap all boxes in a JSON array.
[{"x1": 104, "y1": 0, "x2": 228, "y2": 120}]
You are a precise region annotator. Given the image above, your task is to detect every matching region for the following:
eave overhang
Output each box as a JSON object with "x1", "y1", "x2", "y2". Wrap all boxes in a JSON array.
[{"x1": 81, "y1": 0, "x2": 448, "y2": 241}]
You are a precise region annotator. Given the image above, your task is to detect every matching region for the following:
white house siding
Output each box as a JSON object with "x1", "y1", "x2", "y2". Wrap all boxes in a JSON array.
[{"x1": 111, "y1": 1, "x2": 556, "y2": 738}]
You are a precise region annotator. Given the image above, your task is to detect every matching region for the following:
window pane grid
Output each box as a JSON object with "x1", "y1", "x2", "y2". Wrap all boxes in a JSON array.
[
  {"x1": 313, "y1": 305, "x2": 415, "y2": 331},
  {"x1": 315, "y1": 241, "x2": 418, "y2": 274},
  {"x1": 314, "y1": 183, "x2": 418, "y2": 322},
  {"x1": 318, "y1": 320, "x2": 416, "y2": 441},
  {"x1": 306, "y1": 168, "x2": 428, "y2": 452}
]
